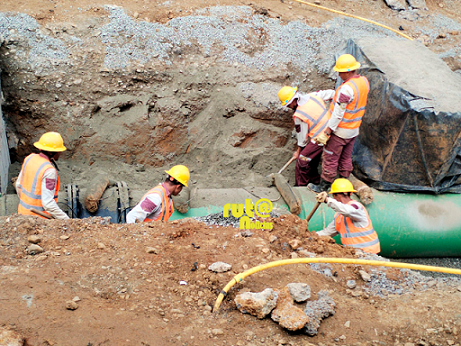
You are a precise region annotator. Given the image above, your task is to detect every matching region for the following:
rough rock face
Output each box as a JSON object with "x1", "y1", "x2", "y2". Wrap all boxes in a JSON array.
[
  {"x1": 303, "y1": 290, "x2": 336, "y2": 336},
  {"x1": 234, "y1": 288, "x2": 278, "y2": 319},
  {"x1": 271, "y1": 287, "x2": 309, "y2": 331},
  {"x1": 287, "y1": 282, "x2": 311, "y2": 302},
  {"x1": 0, "y1": 327, "x2": 25, "y2": 346}
]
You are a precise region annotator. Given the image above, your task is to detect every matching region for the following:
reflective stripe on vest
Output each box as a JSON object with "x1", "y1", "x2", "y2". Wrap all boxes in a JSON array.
[
  {"x1": 330, "y1": 76, "x2": 370, "y2": 130},
  {"x1": 293, "y1": 95, "x2": 331, "y2": 140},
  {"x1": 17, "y1": 153, "x2": 60, "y2": 218},
  {"x1": 143, "y1": 184, "x2": 174, "y2": 222},
  {"x1": 334, "y1": 200, "x2": 380, "y2": 254}
]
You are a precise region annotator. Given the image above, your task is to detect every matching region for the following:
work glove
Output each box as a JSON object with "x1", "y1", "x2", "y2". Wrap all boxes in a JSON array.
[
  {"x1": 314, "y1": 132, "x2": 330, "y2": 146},
  {"x1": 316, "y1": 191, "x2": 328, "y2": 204}
]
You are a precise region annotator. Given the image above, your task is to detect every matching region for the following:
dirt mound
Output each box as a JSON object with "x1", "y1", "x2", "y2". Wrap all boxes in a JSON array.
[{"x1": 1, "y1": 214, "x2": 460, "y2": 345}]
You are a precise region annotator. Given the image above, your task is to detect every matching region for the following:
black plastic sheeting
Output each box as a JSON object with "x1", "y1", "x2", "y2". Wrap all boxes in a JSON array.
[{"x1": 337, "y1": 39, "x2": 461, "y2": 194}]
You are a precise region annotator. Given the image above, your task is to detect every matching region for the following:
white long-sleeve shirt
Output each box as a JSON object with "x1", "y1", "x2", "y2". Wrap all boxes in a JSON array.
[
  {"x1": 126, "y1": 183, "x2": 172, "y2": 223},
  {"x1": 316, "y1": 198, "x2": 369, "y2": 237},
  {"x1": 294, "y1": 90, "x2": 335, "y2": 147},
  {"x1": 327, "y1": 82, "x2": 359, "y2": 139},
  {"x1": 16, "y1": 164, "x2": 69, "y2": 220}
]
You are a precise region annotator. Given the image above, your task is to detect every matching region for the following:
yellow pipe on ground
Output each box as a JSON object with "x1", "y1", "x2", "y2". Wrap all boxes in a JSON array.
[
  {"x1": 288, "y1": 0, "x2": 413, "y2": 41},
  {"x1": 213, "y1": 257, "x2": 461, "y2": 312}
]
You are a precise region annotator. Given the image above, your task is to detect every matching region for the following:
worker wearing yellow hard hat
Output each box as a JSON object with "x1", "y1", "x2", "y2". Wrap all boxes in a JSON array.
[
  {"x1": 126, "y1": 165, "x2": 190, "y2": 223},
  {"x1": 278, "y1": 85, "x2": 335, "y2": 188},
  {"x1": 314, "y1": 54, "x2": 370, "y2": 192},
  {"x1": 315, "y1": 178, "x2": 380, "y2": 254},
  {"x1": 16, "y1": 132, "x2": 70, "y2": 219}
]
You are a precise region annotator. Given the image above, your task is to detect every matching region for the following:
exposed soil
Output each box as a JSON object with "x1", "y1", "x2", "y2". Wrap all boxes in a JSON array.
[
  {"x1": 1, "y1": 214, "x2": 461, "y2": 346},
  {"x1": 2, "y1": 0, "x2": 461, "y2": 345}
]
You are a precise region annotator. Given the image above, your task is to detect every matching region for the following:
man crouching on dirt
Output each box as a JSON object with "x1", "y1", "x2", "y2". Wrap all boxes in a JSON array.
[
  {"x1": 126, "y1": 165, "x2": 190, "y2": 223},
  {"x1": 315, "y1": 178, "x2": 380, "y2": 254}
]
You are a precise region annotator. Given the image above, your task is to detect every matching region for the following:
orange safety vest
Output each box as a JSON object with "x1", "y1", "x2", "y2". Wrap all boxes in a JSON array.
[
  {"x1": 330, "y1": 75, "x2": 370, "y2": 130},
  {"x1": 334, "y1": 200, "x2": 380, "y2": 254},
  {"x1": 293, "y1": 95, "x2": 331, "y2": 140},
  {"x1": 143, "y1": 184, "x2": 174, "y2": 222},
  {"x1": 17, "y1": 153, "x2": 60, "y2": 219}
]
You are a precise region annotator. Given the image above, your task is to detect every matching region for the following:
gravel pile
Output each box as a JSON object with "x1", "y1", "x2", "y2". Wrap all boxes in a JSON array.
[
  {"x1": 194, "y1": 209, "x2": 281, "y2": 228},
  {"x1": 2, "y1": 5, "x2": 460, "y2": 73}
]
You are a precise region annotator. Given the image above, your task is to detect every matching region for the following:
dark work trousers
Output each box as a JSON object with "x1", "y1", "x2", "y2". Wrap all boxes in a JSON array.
[
  {"x1": 321, "y1": 133, "x2": 356, "y2": 183},
  {"x1": 295, "y1": 141, "x2": 323, "y2": 186}
]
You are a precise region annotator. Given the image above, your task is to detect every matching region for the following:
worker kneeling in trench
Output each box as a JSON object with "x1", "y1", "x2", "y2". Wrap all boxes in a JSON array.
[
  {"x1": 315, "y1": 178, "x2": 380, "y2": 254},
  {"x1": 126, "y1": 165, "x2": 190, "y2": 223}
]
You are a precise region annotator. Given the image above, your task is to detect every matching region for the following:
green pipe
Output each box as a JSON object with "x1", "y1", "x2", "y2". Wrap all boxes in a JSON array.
[{"x1": 171, "y1": 187, "x2": 461, "y2": 258}]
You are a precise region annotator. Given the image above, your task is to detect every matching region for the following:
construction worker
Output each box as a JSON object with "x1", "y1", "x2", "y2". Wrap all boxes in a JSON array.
[
  {"x1": 126, "y1": 165, "x2": 190, "y2": 223},
  {"x1": 314, "y1": 54, "x2": 370, "y2": 192},
  {"x1": 315, "y1": 178, "x2": 380, "y2": 254},
  {"x1": 16, "y1": 132, "x2": 69, "y2": 219},
  {"x1": 278, "y1": 86, "x2": 335, "y2": 188}
]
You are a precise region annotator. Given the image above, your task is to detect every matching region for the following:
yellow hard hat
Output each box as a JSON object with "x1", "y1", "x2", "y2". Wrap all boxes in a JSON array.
[
  {"x1": 329, "y1": 178, "x2": 356, "y2": 194},
  {"x1": 33, "y1": 132, "x2": 67, "y2": 152},
  {"x1": 278, "y1": 86, "x2": 298, "y2": 106},
  {"x1": 165, "y1": 165, "x2": 190, "y2": 187},
  {"x1": 333, "y1": 54, "x2": 361, "y2": 72}
]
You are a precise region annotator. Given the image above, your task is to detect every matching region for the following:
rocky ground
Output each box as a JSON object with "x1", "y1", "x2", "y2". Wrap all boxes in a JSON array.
[
  {"x1": 1, "y1": 214, "x2": 461, "y2": 346},
  {"x1": 2, "y1": 0, "x2": 461, "y2": 345}
]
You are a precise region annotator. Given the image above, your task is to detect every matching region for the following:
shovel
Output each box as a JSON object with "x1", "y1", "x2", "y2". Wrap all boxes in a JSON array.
[
  {"x1": 306, "y1": 201, "x2": 321, "y2": 222},
  {"x1": 278, "y1": 156, "x2": 296, "y2": 174}
]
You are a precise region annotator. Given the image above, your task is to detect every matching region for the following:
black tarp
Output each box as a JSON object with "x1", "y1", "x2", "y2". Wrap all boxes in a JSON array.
[{"x1": 337, "y1": 37, "x2": 461, "y2": 194}]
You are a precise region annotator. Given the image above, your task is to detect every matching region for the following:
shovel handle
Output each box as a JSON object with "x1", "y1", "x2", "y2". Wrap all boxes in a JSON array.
[
  {"x1": 31, "y1": 209, "x2": 53, "y2": 219},
  {"x1": 306, "y1": 202, "x2": 321, "y2": 222},
  {"x1": 278, "y1": 157, "x2": 296, "y2": 174}
]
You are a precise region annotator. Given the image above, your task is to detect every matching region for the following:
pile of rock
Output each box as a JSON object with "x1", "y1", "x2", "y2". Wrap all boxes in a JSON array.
[{"x1": 234, "y1": 283, "x2": 335, "y2": 336}]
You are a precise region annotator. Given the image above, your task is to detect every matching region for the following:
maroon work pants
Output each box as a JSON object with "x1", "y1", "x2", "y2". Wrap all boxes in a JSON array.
[
  {"x1": 321, "y1": 133, "x2": 356, "y2": 183},
  {"x1": 295, "y1": 141, "x2": 323, "y2": 186}
]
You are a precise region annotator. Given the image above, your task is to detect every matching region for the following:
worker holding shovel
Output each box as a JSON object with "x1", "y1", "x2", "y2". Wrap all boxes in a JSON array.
[
  {"x1": 16, "y1": 132, "x2": 69, "y2": 219},
  {"x1": 315, "y1": 178, "x2": 380, "y2": 254},
  {"x1": 127, "y1": 165, "x2": 190, "y2": 223},
  {"x1": 278, "y1": 86, "x2": 334, "y2": 189},
  {"x1": 314, "y1": 54, "x2": 370, "y2": 192}
]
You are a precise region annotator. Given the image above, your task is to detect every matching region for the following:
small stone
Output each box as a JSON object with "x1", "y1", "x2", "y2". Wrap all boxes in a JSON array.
[
  {"x1": 27, "y1": 235, "x2": 41, "y2": 244},
  {"x1": 208, "y1": 262, "x2": 232, "y2": 273},
  {"x1": 269, "y1": 235, "x2": 277, "y2": 243},
  {"x1": 72, "y1": 296, "x2": 81, "y2": 302},
  {"x1": 346, "y1": 280, "x2": 357, "y2": 289},
  {"x1": 289, "y1": 239, "x2": 301, "y2": 250},
  {"x1": 211, "y1": 328, "x2": 224, "y2": 335},
  {"x1": 146, "y1": 247, "x2": 158, "y2": 254},
  {"x1": 27, "y1": 244, "x2": 44, "y2": 255},
  {"x1": 60, "y1": 235, "x2": 70, "y2": 240},
  {"x1": 66, "y1": 301, "x2": 79, "y2": 310},
  {"x1": 262, "y1": 248, "x2": 270, "y2": 254},
  {"x1": 97, "y1": 243, "x2": 106, "y2": 250},
  {"x1": 438, "y1": 3, "x2": 443, "y2": 8},
  {"x1": 358, "y1": 270, "x2": 371, "y2": 282},
  {"x1": 344, "y1": 321, "x2": 351, "y2": 328}
]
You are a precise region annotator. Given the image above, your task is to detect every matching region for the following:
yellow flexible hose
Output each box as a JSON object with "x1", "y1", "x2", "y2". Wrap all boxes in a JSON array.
[
  {"x1": 213, "y1": 257, "x2": 461, "y2": 312},
  {"x1": 288, "y1": 0, "x2": 413, "y2": 41}
]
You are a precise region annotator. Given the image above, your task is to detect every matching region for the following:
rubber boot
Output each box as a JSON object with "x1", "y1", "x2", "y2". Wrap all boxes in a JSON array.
[{"x1": 318, "y1": 179, "x2": 332, "y2": 192}]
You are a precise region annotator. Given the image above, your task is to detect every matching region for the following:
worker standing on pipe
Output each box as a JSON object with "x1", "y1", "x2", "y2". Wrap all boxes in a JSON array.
[
  {"x1": 126, "y1": 165, "x2": 190, "y2": 223},
  {"x1": 278, "y1": 86, "x2": 335, "y2": 188},
  {"x1": 16, "y1": 132, "x2": 69, "y2": 219},
  {"x1": 314, "y1": 54, "x2": 370, "y2": 192},
  {"x1": 315, "y1": 178, "x2": 380, "y2": 254}
]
